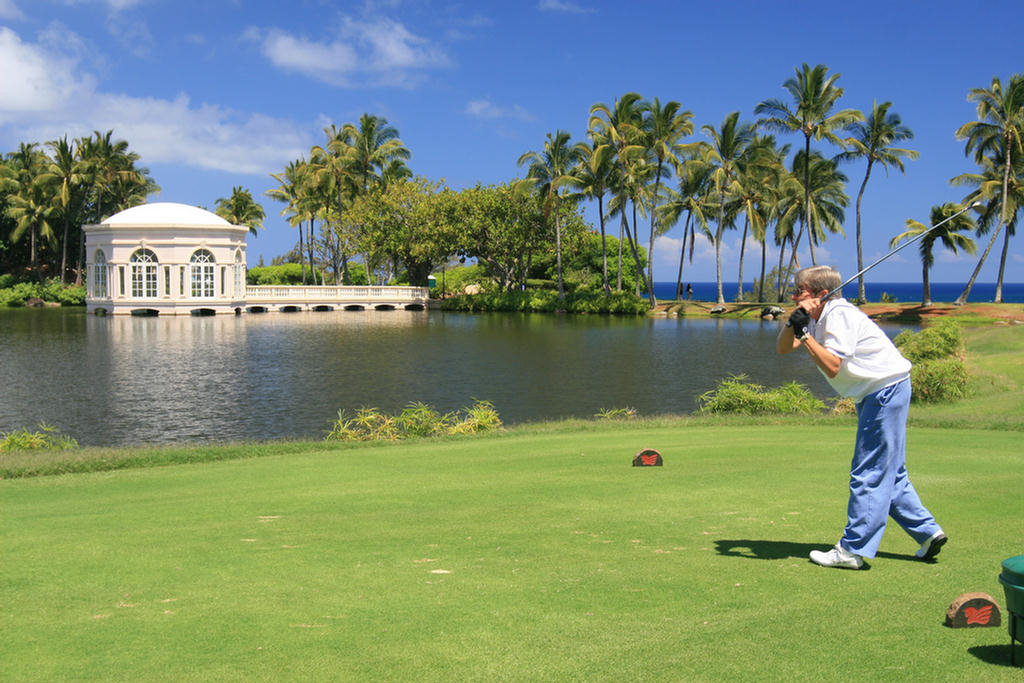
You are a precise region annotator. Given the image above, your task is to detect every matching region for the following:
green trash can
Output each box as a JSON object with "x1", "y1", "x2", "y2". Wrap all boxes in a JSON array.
[{"x1": 999, "y1": 554, "x2": 1024, "y2": 666}]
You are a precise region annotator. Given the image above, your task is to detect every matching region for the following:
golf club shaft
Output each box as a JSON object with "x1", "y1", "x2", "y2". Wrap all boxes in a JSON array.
[{"x1": 822, "y1": 202, "x2": 980, "y2": 301}]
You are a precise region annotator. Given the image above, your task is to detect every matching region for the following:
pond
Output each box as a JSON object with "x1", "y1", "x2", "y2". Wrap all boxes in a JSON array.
[{"x1": 0, "y1": 308, "x2": 907, "y2": 447}]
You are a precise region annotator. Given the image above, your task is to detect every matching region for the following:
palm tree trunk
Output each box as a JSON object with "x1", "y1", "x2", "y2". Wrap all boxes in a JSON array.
[
  {"x1": 648, "y1": 165, "x2": 662, "y2": 296},
  {"x1": 776, "y1": 236, "x2": 788, "y2": 302},
  {"x1": 922, "y1": 259, "x2": 931, "y2": 307},
  {"x1": 60, "y1": 215, "x2": 70, "y2": 285},
  {"x1": 957, "y1": 147, "x2": 1011, "y2": 304},
  {"x1": 554, "y1": 197, "x2": 565, "y2": 301},
  {"x1": 994, "y1": 226, "x2": 1011, "y2": 303},
  {"x1": 854, "y1": 162, "x2": 873, "y2": 303},
  {"x1": 298, "y1": 224, "x2": 306, "y2": 285},
  {"x1": 675, "y1": 212, "x2": 692, "y2": 299},
  {"x1": 616, "y1": 201, "x2": 624, "y2": 292},
  {"x1": 715, "y1": 192, "x2": 725, "y2": 304},
  {"x1": 306, "y1": 220, "x2": 317, "y2": 285},
  {"x1": 736, "y1": 215, "x2": 749, "y2": 302},
  {"x1": 758, "y1": 237, "x2": 767, "y2": 302},
  {"x1": 598, "y1": 194, "x2": 609, "y2": 294}
]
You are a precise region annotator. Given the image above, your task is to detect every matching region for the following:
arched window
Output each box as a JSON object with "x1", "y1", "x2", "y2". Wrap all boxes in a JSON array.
[
  {"x1": 234, "y1": 250, "x2": 245, "y2": 298},
  {"x1": 191, "y1": 249, "x2": 215, "y2": 298},
  {"x1": 130, "y1": 249, "x2": 158, "y2": 298},
  {"x1": 94, "y1": 250, "x2": 108, "y2": 298}
]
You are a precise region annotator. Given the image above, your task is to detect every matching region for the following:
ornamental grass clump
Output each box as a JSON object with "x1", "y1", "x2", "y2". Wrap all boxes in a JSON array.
[
  {"x1": 697, "y1": 375, "x2": 826, "y2": 415},
  {"x1": 325, "y1": 400, "x2": 502, "y2": 442},
  {"x1": 0, "y1": 423, "x2": 79, "y2": 452},
  {"x1": 894, "y1": 320, "x2": 968, "y2": 403}
]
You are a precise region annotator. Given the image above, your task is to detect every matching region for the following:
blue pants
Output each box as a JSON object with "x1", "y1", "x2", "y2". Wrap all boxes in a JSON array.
[{"x1": 840, "y1": 378, "x2": 941, "y2": 558}]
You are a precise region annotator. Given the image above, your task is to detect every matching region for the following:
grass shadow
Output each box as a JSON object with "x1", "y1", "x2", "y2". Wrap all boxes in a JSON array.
[
  {"x1": 714, "y1": 539, "x2": 826, "y2": 561},
  {"x1": 967, "y1": 644, "x2": 1021, "y2": 668},
  {"x1": 715, "y1": 538, "x2": 940, "y2": 569}
]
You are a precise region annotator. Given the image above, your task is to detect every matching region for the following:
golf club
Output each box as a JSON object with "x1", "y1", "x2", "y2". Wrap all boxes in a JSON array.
[{"x1": 822, "y1": 201, "x2": 982, "y2": 301}]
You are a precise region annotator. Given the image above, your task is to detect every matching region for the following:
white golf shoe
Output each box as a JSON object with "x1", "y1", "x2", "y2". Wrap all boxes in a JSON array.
[
  {"x1": 809, "y1": 544, "x2": 863, "y2": 569},
  {"x1": 915, "y1": 530, "x2": 947, "y2": 561}
]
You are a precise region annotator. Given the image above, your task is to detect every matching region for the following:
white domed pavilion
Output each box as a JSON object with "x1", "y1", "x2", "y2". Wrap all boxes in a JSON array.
[{"x1": 84, "y1": 202, "x2": 248, "y2": 315}]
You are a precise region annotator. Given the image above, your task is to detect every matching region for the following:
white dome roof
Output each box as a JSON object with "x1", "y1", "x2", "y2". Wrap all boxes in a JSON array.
[{"x1": 103, "y1": 202, "x2": 231, "y2": 227}]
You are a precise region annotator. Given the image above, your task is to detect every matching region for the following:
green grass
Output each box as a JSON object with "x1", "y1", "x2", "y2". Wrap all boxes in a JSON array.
[{"x1": 2, "y1": 421, "x2": 1022, "y2": 682}]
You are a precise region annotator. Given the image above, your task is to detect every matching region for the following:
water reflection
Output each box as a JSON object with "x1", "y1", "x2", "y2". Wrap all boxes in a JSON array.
[{"x1": 1, "y1": 308, "x2": 905, "y2": 447}]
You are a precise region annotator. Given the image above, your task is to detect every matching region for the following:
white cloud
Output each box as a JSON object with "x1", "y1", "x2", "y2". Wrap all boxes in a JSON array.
[
  {"x1": 465, "y1": 99, "x2": 534, "y2": 122},
  {"x1": 0, "y1": 26, "x2": 310, "y2": 175},
  {"x1": 0, "y1": 0, "x2": 25, "y2": 20},
  {"x1": 248, "y1": 16, "x2": 451, "y2": 88},
  {"x1": 538, "y1": 0, "x2": 594, "y2": 14}
]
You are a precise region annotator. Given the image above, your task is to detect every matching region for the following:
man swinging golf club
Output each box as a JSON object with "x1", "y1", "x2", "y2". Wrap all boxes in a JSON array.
[{"x1": 777, "y1": 265, "x2": 946, "y2": 569}]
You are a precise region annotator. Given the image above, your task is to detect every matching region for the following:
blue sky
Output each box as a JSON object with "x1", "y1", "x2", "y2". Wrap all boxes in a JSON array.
[{"x1": 2, "y1": 0, "x2": 1021, "y2": 283}]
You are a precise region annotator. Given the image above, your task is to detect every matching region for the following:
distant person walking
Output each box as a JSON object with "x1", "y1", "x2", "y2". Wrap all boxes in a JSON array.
[
  {"x1": 776, "y1": 265, "x2": 946, "y2": 569},
  {"x1": 686, "y1": 283, "x2": 693, "y2": 300}
]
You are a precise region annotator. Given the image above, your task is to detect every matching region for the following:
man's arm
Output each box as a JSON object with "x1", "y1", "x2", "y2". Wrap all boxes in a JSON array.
[{"x1": 800, "y1": 334, "x2": 842, "y2": 378}]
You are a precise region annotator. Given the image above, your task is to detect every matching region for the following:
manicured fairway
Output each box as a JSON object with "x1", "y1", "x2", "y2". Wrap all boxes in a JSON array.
[{"x1": 2, "y1": 421, "x2": 1021, "y2": 682}]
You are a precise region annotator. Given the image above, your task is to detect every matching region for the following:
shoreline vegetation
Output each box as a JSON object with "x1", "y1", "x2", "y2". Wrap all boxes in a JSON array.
[{"x1": 3, "y1": 322, "x2": 1020, "y2": 479}]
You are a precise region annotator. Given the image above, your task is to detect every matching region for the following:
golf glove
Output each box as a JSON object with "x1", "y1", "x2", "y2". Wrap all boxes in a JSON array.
[{"x1": 788, "y1": 307, "x2": 811, "y2": 341}]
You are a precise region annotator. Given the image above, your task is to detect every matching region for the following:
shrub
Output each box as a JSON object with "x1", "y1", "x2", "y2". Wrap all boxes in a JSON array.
[
  {"x1": 440, "y1": 289, "x2": 647, "y2": 315},
  {"x1": 0, "y1": 273, "x2": 16, "y2": 288},
  {"x1": 325, "y1": 400, "x2": 502, "y2": 442},
  {"x1": 908, "y1": 357, "x2": 970, "y2": 403},
  {"x1": 894, "y1": 319, "x2": 964, "y2": 362},
  {"x1": 0, "y1": 423, "x2": 79, "y2": 452},
  {"x1": 595, "y1": 407, "x2": 638, "y2": 420},
  {"x1": 894, "y1": 320, "x2": 968, "y2": 403},
  {"x1": 0, "y1": 280, "x2": 86, "y2": 306},
  {"x1": 697, "y1": 375, "x2": 826, "y2": 415}
]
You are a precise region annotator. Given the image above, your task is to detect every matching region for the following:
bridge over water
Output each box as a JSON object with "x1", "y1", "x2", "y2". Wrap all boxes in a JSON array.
[{"x1": 245, "y1": 285, "x2": 431, "y2": 312}]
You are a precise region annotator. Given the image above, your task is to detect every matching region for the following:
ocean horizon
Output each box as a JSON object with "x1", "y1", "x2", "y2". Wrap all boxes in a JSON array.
[{"x1": 650, "y1": 281, "x2": 1024, "y2": 304}]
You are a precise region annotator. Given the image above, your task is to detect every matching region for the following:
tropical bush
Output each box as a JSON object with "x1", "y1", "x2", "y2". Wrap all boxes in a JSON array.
[
  {"x1": 440, "y1": 289, "x2": 647, "y2": 315},
  {"x1": 431, "y1": 264, "x2": 488, "y2": 297},
  {"x1": 0, "y1": 279, "x2": 85, "y2": 306},
  {"x1": 697, "y1": 375, "x2": 826, "y2": 415},
  {"x1": 894, "y1": 320, "x2": 968, "y2": 403},
  {"x1": 325, "y1": 400, "x2": 502, "y2": 442},
  {"x1": 0, "y1": 423, "x2": 79, "y2": 452},
  {"x1": 595, "y1": 407, "x2": 639, "y2": 420}
]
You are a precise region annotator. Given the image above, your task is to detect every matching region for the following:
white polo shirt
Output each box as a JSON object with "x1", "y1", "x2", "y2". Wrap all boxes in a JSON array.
[{"x1": 807, "y1": 298, "x2": 912, "y2": 401}]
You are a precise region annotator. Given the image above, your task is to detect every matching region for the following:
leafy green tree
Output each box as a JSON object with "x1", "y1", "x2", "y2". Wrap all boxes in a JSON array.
[
  {"x1": 755, "y1": 63, "x2": 861, "y2": 273},
  {"x1": 347, "y1": 177, "x2": 459, "y2": 286},
  {"x1": 452, "y1": 182, "x2": 549, "y2": 291},
  {"x1": 837, "y1": 101, "x2": 918, "y2": 302},
  {"x1": 890, "y1": 203, "x2": 977, "y2": 306},
  {"x1": 518, "y1": 130, "x2": 583, "y2": 301},
  {"x1": 954, "y1": 74, "x2": 1024, "y2": 303},
  {"x1": 5, "y1": 143, "x2": 54, "y2": 281},
  {"x1": 215, "y1": 186, "x2": 266, "y2": 236}
]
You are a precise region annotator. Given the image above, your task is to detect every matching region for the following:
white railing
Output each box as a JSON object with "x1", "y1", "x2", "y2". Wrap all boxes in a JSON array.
[{"x1": 245, "y1": 285, "x2": 429, "y2": 302}]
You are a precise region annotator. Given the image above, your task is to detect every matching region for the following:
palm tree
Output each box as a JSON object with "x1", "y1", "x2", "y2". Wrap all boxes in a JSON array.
[
  {"x1": 732, "y1": 136, "x2": 781, "y2": 301},
  {"x1": 755, "y1": 63, "x2": 862, "y2": 272},
  {"x1": 75, "y1": 130, "x2": 156, "y2": 284},
  {"x1": 837, "y1": 101, "x2": 919, "y2": 302},
  {"x1": 215, "y1": 186, "x2": 266, "y2": 236},
  {"x1": 890, "y1": 203, "x2": 976, "y2": 306},
  {"x1": 341, "y1": 114, "x2": 411, "y2": 194},
  {"x1": 266, "y1": 160, "x2": 311, "y2": 284},
  {"x1": 642, "y1": 98, "x2": 694, "y2": 295},
  {"x1": 8, "y1": 179, "x2": 58, "y2": 282},
  {"x1": 657, "y1": 157, "x2": 713, "y2": 299},
  {"x1": 44, "y1": 136, "x2": 83, "y2": 283},
  {"x1": 702, "y1": 111, "x2": 755, "y2": 304},
  {"x1": 589, "y1": 93, "x2": 653, "y2": 300},
  {"x1": 776, "y1": 151, "x2": 849, "y2": 268},
  {"x1": 518, "y1": 130, "x2": 582, "y2": 300},
  {"x1": 572, "y1": 139, "x2": 614, "y2": 292},
  {"x1": 953, "y1": 75, "x2": 1024, "y2": 304},
  {"x1": 951, "y1": 149, "x2": 1024, "y2": 301}
]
